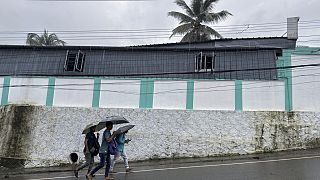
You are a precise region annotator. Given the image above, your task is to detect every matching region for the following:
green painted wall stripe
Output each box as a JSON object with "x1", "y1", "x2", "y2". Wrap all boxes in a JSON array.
[
  {"x1": 235, "y1": 80, "x2": 243, "y2": 111},
  {"x1": 278, "y1": 50, "x2": 293, "y2": 112},
  {"x1": 1, "y1": 76, "x2": 11, "y2": 105},
  {"x1": 146, "y1": 79, "x2": 154, "y2": 108},
  {"x1": 92, "y1": 78, "x2": 101, "y2": 108},
  {"x1": 186, "y1": 80, "x2": 194, "y2": 110},
  {"x1": 46, "y1": 77, "x2": 55, "y2": 106},
  {"x1": 139, "y1": 79, "x2": 154, "y2": 108}
]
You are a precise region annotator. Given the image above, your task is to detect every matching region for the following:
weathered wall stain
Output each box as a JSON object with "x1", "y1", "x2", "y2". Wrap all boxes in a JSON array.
[
  {"x1": 254, "y1": 111, "x2": 320, "y2": 152},
  {"x1": 0, "y1": 105, "x2": 34, "y2": 168}
]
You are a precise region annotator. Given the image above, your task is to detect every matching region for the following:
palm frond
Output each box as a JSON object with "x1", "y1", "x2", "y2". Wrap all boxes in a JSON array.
[
  {"x1": 204, "y1": 10, "x2": 232, "y2": 24},
  {"x1": 168, "y1": 11, "x2": 195, "y2": 24},
  {"x1": 203, "y1": 0, "x2": 219, "y2": 12},
  {"x1": 170, "y1": 23, "x2": 193, "y2": 38},
  {"x1": 191, "y1": 0, "x2": 203, "y2": 16},
  {"x1": 26, "y1": 33, "x2": 41, "y2": 46},
  {"x1": 174, "y1": 0, "x2": 195, "y2": 17},
  {"x1": 199, "y1": 24, "x2": 222, "y2": 38},
  {"x1": 169, "y1": 0, "x2": 231, "y2": 42},
  {"x1": 26, "y1": 29, "x2": 66, "y2": 46}
]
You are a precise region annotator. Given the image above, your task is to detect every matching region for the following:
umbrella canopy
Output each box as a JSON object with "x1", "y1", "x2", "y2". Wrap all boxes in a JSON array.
[
  {"x1": 96, "y1": 116, "x2": 130, "y2": 131},
  {"x1": 82, "y1": 122, "x2": 99, "y2": 134},
  {"x1": 116, "y1": 125, "x2": 135, "y2": 134}
]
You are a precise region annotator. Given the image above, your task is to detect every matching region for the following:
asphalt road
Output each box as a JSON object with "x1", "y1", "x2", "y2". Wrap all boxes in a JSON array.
[{"x1": 5, "y1": 155, "x2": 320, "y2": 180}]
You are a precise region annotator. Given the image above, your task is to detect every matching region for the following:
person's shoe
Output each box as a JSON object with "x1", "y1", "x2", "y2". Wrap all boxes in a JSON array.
[
  {"x1": 125, "y1": 168, "x2": 132, "y2": 172},
  {"x1": 74, "y1": 170, "x2": 78, "y2": 178},
  {"x1": 109, "y1": 170, "x2": 117, "y2": 174}
]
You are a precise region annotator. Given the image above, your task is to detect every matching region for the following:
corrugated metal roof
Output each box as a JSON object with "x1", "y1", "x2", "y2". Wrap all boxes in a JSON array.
[
  {"x1": 128, "y1": 37, "x2": 289, "y2": 47},
  {"x1": 0, "y1": 37, "x2": 290, "y2": 51}
]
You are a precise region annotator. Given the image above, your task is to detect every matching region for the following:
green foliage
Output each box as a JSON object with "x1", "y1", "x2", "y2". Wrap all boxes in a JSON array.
[
  {"x1": 168, "y1": 0, "x2": 232, "y2": 42},
  {"x1": 26, "y1": 29, "x2": 66, "y2": 46}
]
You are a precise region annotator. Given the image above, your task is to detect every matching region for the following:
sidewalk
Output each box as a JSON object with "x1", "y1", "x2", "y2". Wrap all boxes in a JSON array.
[{"x1": 1, "y1": 148, "x2": 320, "y2": 176}]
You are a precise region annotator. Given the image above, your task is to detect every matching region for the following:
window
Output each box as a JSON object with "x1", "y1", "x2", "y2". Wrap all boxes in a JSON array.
[
  {"x1": 64, "y1": 50, "x2": 86, "y2": 72},
  {"x1": 195, "y1": 52, "x2": 215, "y2": 72}
]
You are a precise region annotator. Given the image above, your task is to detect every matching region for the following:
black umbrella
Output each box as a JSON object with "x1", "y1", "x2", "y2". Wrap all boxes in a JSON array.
[{"x1": 96, "y1": 116, "x2": 129, "y2": 131}]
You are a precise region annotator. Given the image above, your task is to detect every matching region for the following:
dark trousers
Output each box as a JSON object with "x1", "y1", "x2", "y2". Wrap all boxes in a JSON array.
[{"x1": 89, "y1": 153, "x2": 111, "y2": 177}]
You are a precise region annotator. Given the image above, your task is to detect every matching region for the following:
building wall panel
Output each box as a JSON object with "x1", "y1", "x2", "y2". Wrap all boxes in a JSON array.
[
  {"x1": 243, "y1": 81, "x2": 285, "y2": 111},
  {"x1": 53, "y1": 78, "x2": 94, "y2": 107},
  {"x1": 100, "y1": 80, "x2": 140, "y2": 108},
  {"x1": 292, "y1": 54, "x2": 320, "y2": 111},
  {"x1": 153, "y1": 81, "x2": 187, "y2": 109},
  {"x1": 193, "y1": 81, "x2": 235, "y2": 110},
  {"x1": 8, "y1": 77, "x2": 48, "y2": 105}
]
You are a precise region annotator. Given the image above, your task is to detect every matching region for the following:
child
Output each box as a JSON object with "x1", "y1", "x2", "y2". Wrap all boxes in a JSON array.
[{"x1": 110, "y1": 131, "x2": 132, "y2": 173}]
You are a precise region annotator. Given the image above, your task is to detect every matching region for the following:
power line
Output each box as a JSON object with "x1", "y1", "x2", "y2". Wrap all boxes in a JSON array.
[{"x1": 2, "y1": 71, "x2": 320, "y2": 95}]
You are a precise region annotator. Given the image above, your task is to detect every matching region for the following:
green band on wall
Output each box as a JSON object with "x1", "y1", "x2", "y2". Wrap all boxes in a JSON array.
[
  {"x1": 278, "y1": 49, "x2": 293, "y2": 112},
  {"x1": 1, "y1": 76, "x2": 11, "y2": 105},
  {"x1": 235, "y1": 80, "x2": 243, "y2": 111},
  {"x1": 92, "y1": 78, "x2": 101, "y2": 108},
  {"x1": 186, "y1": 80, "x2": 194, "y2": 110},
  {"x1": 139, "y1": 79, "x2": 154, "y2": 108},
  {"x1": 46, "y1": 77, "x2": 55, "y2": 107}
]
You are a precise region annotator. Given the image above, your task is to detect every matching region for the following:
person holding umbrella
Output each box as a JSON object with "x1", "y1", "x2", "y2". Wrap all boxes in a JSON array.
[
  {"x1": 74, "y1": 123, "x2": 100, "y2": 178},
  {"x1": 87, "y1": 121, "x2": 116, "y2": 180},
  {"x1": 110, "y1": 125, "x2": 135, "y2": 173}
]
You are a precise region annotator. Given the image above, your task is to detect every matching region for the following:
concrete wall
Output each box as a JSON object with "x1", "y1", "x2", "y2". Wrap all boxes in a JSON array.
[
  {"x1": 8, "y1": 77, "x2": 48, "y2": 105},
  {"x1": 193, "y1": 81, "x2": 235, "y2": 110},
  {"x1": 243, "y1": 81, "x2": 285, "y2": 111},
  {"x1": 292, "y1": 54, "x2": 320, "y2": 111},
  {"x1": 153, "y1": 80, "x2": 187, "y2": 109},
  {"x1": 1, "y1": 105, "x2": 320, "y2": 168},
  {"x1": 54, "y1": 78, "x2": 94, "y2": 107},
  {"x1": 1, "y1": 71, "x2": 320, "y2": 111},
  {"x1": 100, "y1": 80, "x2": 140, "y2": 108}
]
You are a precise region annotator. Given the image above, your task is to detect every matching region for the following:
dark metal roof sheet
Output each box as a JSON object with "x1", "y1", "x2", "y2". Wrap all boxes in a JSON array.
[
  {"x1": 0, "y1": 37, "x2": 294, "y2": 51},
  {"x1": 129, "y1": 37, "x2": 290, "y2": 47}
]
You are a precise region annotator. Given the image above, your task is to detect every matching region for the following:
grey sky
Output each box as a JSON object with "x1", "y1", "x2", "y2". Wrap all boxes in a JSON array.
[{"x1": 0, "y1": 0, "x2": 319, "y2": 46}]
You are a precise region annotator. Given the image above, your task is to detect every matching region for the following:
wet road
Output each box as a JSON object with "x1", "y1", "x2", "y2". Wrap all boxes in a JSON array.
[{"x1": 5, "y1": 155, "x2": 320, "y2": 180}]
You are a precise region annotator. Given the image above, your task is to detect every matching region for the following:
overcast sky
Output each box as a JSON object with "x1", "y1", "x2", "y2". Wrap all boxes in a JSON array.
[{"x1": 0, "y1": 0, "x2": 319, "y2": 46}]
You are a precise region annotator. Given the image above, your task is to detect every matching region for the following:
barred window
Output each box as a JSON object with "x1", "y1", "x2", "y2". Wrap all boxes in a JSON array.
[
  {"x1": 195, "y1": 52, "x2": 215, "y2": 72},
  {"x1": 64, "y1": 50, "x2": 85, "y2": 72}
]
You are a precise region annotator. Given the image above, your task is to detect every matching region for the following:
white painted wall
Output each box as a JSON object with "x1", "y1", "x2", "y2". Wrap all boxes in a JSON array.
[
  {"x1": 193, "y1": 81, "x2": 235, "y2": 110},
  {"x1": 243, "y1": 81, "x2": 285, "y2": 111},
  {"x1": 8, "y1": 77, "x2": 48, "y2": 105},
  {"x1": 53, "y1": 78, "x2": 94, "y2": 107},
  {"x1": 0, "y1": 77, "x2": 4, "y2": 102},
  {"x1": 100, "y1": 80, "x2": 140, "y2": 108},
  {"x1": 292, "y1": 54, "x2": 320, "y2": 111},
  {"x1": 153, "y1": 81, "x2": 187, "y2": 109}
]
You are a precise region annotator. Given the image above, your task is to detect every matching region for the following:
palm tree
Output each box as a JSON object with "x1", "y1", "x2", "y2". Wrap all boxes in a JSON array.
[
  {"x1": 26, "y1": 29, "x2": 66, "y2": 46},
  {"x1": 168, "y1": 0, "x2": 232, "y2": 42}
]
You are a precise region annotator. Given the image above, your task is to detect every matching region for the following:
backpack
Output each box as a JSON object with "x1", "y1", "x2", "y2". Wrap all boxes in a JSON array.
[
  {"x1": 108, "y1": 138, "x2": 118, "y2": 155},
  {"x1": 88, "y1": 134, "x2": 100, "y2": 156},
  {"x1": 90, "y1": 140, "x2": 100, "y2": 156}
]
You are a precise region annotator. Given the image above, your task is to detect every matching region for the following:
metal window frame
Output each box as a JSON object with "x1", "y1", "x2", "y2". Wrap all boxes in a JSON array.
[
  {"x1": 75, "y1": 50, "x2": 85, "y2": 72},
  {"x1": 64, "y1": 50, "x2": 69, "y2": 71}
]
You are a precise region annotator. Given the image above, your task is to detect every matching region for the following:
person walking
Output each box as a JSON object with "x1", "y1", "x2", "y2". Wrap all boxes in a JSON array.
[
  {"x1": 86, "y1": 121, "x2": 115, "y2": 180},
  {"x1": 74, "y1": 125, "x2": 99, "y2": 178},
  {"x1": 110, "y1": 130, "x2": 132, "y2": 173}
]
